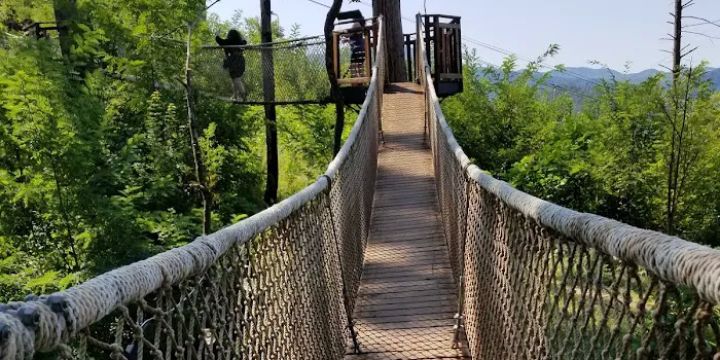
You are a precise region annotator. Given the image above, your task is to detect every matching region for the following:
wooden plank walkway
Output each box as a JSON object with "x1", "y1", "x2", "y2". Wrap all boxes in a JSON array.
[{"x1": 345, "y1": 83, "x2": 468, "y2": 360}]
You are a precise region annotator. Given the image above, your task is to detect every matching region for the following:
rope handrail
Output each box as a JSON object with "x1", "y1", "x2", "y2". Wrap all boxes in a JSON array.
[
  {"x1": 419, "y1": 15, "x2": 720, "y2": 358},
  {"x1": 426, "y1": 70, "x2": 720, "y2": 304},
  {"x1": 201, "y1": 36, "x2": 325, "y2": 50},
  {"x1": 0, "y1": 17, "x2": 385, "y2": 360},
  {"x1": 195, "y1": 37, "x2": 330, "y2": 104}
]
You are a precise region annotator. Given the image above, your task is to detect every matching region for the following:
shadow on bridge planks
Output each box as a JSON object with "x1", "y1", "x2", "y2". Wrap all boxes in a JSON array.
[{"x1": 345, "y1": 83, "x2": 470, "y2": 360}]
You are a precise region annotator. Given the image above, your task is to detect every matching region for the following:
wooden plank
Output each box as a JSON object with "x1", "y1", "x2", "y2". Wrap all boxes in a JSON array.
[
  {"x1": 339, "y1": 77, "x2": 371, "y2": 85},
  {"x1": 363, "y1": 263, "x2": 452, "y2": 273},
  {"x1": 370, "y1": 232, "x2": 445, "y2": 243},
  {"x1": 438, "y1": 23, "x2": 461, "y2": 30},
  {"x1": 359, "y1": 282, "x2": 457, "y2": 296},
  {"x1": 346, "y1": 83, "x2": 467, "y2": 359},
  {"x1": 355, "y1": 319, "x2": 456, "y2": 331},
  {"x1": 364, "y1": 252, "x2": 452, "y2": 260},
  {"x1": 365, "y1": 243, "x2": 445, "y2": 251},
  {"x1": 346, "y1": 350, "x2": 469, "y2": 360},
  {"x1": 357, "y1": 298, "x2": 457, "y2": 313},
  {"x1": 362, "y1": 264, "x2": 453, "y2": 275},
  {"x1": 374, "y1": 188, "x2": 435, "y2": 195},
  {"x1": 358, "y1": 292, "x2": 458, "y2": 304},
  {"x1": 356, "y1": 312, "x2": 456, "y2": 324},
  {"x1": 371, "y1": 217, "x2": 440, "y2": 226}
]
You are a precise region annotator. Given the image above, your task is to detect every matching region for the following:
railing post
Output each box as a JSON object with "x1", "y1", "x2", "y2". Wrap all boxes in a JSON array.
[
  {"x1": 416, "y1": 13, "x2": 422, "y2": 85},
  {"x1": 417, "y1": 13, "x2": 429, "y2": 144},
  {"x1": 376, "y1": 16, "x2": 385, "y2": 144}
]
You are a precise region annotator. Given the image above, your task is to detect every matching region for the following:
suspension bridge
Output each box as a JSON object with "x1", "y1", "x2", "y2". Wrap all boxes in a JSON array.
[{"x1": 2, "y1": 16, "x2": 720, "y2": 360}]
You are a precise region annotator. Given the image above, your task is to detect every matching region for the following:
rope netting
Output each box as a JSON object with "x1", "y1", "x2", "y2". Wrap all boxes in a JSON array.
[
  {"x1": 419, "y1": 21, "x2": 720, "y2": 359},
  {"x1": 0, "y1": 19, "x2": 384, "y2": 360},
  {"x1": 196, "y1": 37, "x2": 331, "y2": 104}
]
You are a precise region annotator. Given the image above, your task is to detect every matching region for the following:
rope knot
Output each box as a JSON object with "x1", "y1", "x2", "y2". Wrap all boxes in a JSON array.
[{"x1": 319, "y1": 174, "x2": 333, "y2": 193}]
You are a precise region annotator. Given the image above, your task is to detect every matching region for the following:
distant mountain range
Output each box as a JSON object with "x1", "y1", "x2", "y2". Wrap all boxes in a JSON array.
[
  {"x1": 522, "y1": 67, "x2": 720, "y2": 105},
  {"x1": 541, "y1": 66, "x2": 720, "y2": 89}
]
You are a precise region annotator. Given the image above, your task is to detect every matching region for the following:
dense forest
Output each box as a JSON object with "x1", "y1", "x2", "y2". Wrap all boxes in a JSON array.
[
  {"x1": 0, "y1": 0, "x2": 349, "y2": 301},
  {"x1": 443, "y1": 48, "x2": 720, "y2": 248}
]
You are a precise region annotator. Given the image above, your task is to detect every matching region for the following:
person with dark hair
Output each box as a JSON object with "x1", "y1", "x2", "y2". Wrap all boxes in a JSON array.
[
  {"x1": 216, "y1": 29, "x2": 248, "y2": 101},
  {"x1": 346, "y1": 21, "x2": 367, "y2": 78}
]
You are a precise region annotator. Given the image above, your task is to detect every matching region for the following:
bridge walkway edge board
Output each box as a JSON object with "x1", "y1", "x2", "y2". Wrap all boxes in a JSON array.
[{"x1": 344, "y1": 83, "x2": 470, "y2": 360}]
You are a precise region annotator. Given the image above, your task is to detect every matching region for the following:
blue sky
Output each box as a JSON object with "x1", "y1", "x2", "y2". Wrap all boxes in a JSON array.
[{"x1": 210, "y1": 0, "x2": 719, "y2": 71}]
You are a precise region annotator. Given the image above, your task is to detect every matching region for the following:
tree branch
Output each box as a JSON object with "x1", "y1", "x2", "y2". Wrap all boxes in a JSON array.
[
  {"x1": 682, "y1": 15, "x2": 720, "y2": 28},
  {"x1": 682, "y1": 30, "x2": 720, "y2": 40}
]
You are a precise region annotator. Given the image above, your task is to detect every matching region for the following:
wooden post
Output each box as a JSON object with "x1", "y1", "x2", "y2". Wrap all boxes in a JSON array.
[
  {"x1": 416, "y1": 14, "x2": 422, "y2": 82},
  {"x1": 424, "y1": 15, "x2": 432, "y2": 79},
  {"x1": 456, "y1": 18, "x2": 463, "y2": 92},
  {"x1": 432, "y1": 16, "x2": 440, "y2": 91},
  {"x1": 376, "y1": 18, "x2": 384, "y2": 143},
  {"x1": 405, "y1": 34, "x2": 413, "y2": 81},
  {"x1": 261, "y1": 0, "x2": 278, "y2": 205},
  {"x1": 417, "y1": 13, "x2": 429, "y2": 143},
  {"x1": 364, "y1": 28, "x2": 372, "y2": 80},
  {"x1": 372, "y1": 0, "x2": 407, "y2": 82},
  {"x1": 332, "y1": 33, "x2": 340, "y2": 80}
]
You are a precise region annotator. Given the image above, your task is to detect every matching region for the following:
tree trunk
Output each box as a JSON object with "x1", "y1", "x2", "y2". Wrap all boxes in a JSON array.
[
  {"x1": 52, "y1": 0, "x2": 78, "y2": 61},
  {"x1": 261, "y1": 0, "x2": 279, "y2": 205},
  {"x1": 324, "y1": 0, "x2": 346, "y2": 155},
  {"x1": 665, "y1": 0, "x2": 686, "y2": 234},
  {"x1": 184, "y1": 26, "x2": 212, "y2": 235},
  {"x1": 373, "y1": 0, "x2": 407, "y2": 82},
  {"x1": 672, "y1": 0, "x2": 683, "y2": 84}
]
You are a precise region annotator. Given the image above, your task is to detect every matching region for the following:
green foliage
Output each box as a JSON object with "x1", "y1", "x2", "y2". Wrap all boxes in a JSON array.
[
  {"x1": 443, "y1": 48, "x2": 573, "y2": 176},
  {"x1": 0, "y1": 2, "x2": 341, "y2": 302},
  {"x1": 443, "y1": 48, "x2": 720, "y2": 247}
]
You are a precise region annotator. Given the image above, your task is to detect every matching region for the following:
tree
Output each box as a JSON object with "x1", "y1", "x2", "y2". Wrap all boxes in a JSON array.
[
  {"x1": 666, "y1": 0, "x2": 720, "y2": 81},
  {"x1": 182, "y1": 24, "x2": 213, "y2": 234},
  {"x1": 52, "y1": 0, "x2": 77, "y2": 61},
  {"x1": 324, "y1": 0, "x2": 345, "y2": 155},
  {"x1": 660, "y1": 0, "x2": 708, "y2": 234},
  {"x1": 0, "y1": 0, "x2": 272, "y2": 301},
  {"x1": 261, "y1": 0, "x2": 278, "y2": 205},
  {"x1": 659, "y1": 64, "x2": 711, "y2": 235},
  {"x1": 373, "y1": 0, "x2": 406, "y2": 82}
]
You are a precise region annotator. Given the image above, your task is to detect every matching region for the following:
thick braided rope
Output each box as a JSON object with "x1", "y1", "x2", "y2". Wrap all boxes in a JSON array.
[
  {"x1": 0, "y1": 312, "x2": 33, "y2": 360},
  {"x1": 425, "y1": 67, "x2": 720, "y2": 305},
  {"x1": 0, "y1": 179, "x2": 329, "y2": 356}
]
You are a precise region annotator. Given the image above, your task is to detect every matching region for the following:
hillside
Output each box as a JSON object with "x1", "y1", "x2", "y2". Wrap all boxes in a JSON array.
[
  {"x1": 529, "y1": 67, "x2": 720, "y2": 104},
  {"x1": 545, "y1": 66, "x2": 719, "y2": 88}
]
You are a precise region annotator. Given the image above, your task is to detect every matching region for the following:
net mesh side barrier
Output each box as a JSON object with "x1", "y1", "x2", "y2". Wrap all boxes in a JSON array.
[
  {"x1": 418, "y1": 19, "x2": 720, "y2": 360},
  {"x1": 0, "y1": 18, "x2": 385, "y2": 360},
  {"x1": 196, "y1": 37, "x2": 331, "y2": 105}
]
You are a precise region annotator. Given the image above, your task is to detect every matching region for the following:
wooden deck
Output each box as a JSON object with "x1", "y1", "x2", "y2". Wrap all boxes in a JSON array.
[{"x1": 345, "y1": 83, "x2": 468, "y2": 360}]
